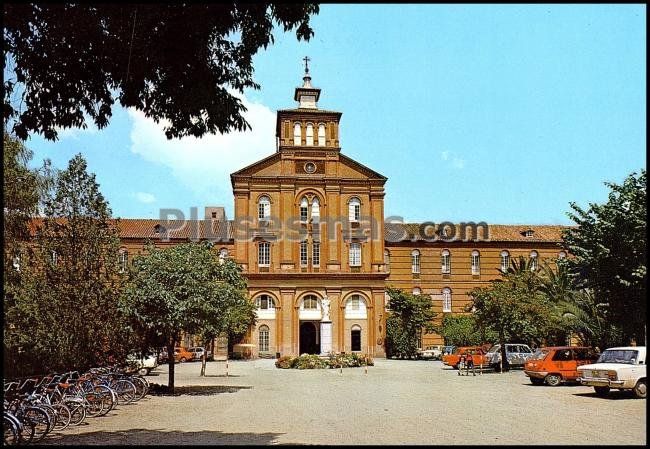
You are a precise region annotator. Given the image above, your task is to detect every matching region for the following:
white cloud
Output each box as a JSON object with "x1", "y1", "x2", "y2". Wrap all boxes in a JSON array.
[
  {"x1": 452, "y1": 158, "x2": 465, "y2": 169},
  {"x1": 134, "y1": 192, "x2": 156, "y2": 204},
  {"x1": 440, "y1": 150, "x2": 466, "y2": 170},
  {"x1": 55, "y1": 123, "x2": 99, "y2": 140},
  {"x1": 128, "y1": 94, "x2": 275, "y2": 201},
  {"x1": 440, "y1": 151, "x2": 449, "y2": 161}
]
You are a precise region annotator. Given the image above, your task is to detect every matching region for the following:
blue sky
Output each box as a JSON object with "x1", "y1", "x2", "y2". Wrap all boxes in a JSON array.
[{"x1": 23, "y1": 4, "x2": 646, "y2": 225}]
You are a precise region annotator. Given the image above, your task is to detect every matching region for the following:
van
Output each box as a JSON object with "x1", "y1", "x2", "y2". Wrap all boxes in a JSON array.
[
  {"x1": 485, "y1": 343, "x2": 534, "y2": 370},
  {"x1": 524, "y1": 346, "x2": 599, "y2": 386}
]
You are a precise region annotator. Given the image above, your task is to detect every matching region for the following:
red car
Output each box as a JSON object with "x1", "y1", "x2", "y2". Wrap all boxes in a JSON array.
[
  {"x1": 442, "y1": 346, "x2": 489, "y2": 369},
  {"x1": 524, "y1": 346, "x2": 599, "y2": 386}
]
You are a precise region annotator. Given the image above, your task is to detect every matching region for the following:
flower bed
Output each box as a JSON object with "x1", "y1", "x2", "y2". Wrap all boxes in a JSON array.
[{"x1": 275, "y1": 353, "x2": 374, "y2": 369}]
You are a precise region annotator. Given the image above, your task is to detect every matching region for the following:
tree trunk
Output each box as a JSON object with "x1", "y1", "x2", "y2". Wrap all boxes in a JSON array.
[
  {"x1": 200, "y1": 352, "x2": 206, "y2": 376},
  {"x1": 499, "y1": 335, "x2": 509, "y2": 373},
  {"x1": 167, "y1": 341, "x2": 175, "y2": 393}
]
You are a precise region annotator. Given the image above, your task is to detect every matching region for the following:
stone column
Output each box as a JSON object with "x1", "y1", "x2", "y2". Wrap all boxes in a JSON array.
[{"x1": 320, "y1": 297, "x2": 332, "y2": 355}]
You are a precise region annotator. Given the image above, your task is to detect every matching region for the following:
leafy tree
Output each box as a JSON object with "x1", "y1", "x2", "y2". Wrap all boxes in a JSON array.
[
  {"x1": 120, "y1": 243, "x2": 256, "y2": 391},
  {"x1": 4, "y1": 3, "x2": 319, "y2": 141},
  {"x1": 5, "y1": 153, "x2": 130, "y2": 376},
  {"x1": 436, "y1": 314, "x2": 497, "y2": 347},
  {"x1": 562, "y1": 170, "x2": 646, "y2": 346},
  {"x1": 467, "y1": 256, "x2": 557, "y2": 371},
  {"x1": 385, "y1": 288, "x2": 437, "y2": 359}
]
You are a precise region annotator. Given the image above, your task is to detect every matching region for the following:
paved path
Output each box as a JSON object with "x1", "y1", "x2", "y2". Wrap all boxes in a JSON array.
[{"x1": 42, "y1": 359, "x2": 646, "y2": 445}]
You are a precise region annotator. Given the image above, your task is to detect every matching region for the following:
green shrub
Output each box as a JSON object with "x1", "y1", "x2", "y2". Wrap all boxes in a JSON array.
[
  {"x1": 275, "y1": 355, "x2": 297, "y2": 369},
  {"x1": 274, "y1": 353, "x2": 374, "y2": 369},
  {"x1": 295, "y1": 354, "x2": 328, "y2": 369}
]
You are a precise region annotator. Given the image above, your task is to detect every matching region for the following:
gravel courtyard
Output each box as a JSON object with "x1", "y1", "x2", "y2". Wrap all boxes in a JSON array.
[{"x1": 42, "y1": 358, "x2": 646, "y2": 445}]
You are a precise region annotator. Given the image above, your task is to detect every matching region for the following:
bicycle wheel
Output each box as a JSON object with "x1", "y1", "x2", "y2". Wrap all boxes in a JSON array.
[
  {"x1": 23, "y1": 406, "x2": 52, "y2": 443},
  {"x1": 130, "y1": 377, "x2": 148, "y2": 401},
  {"x1": 51, "y1": 403, "x2": 71, "y2": 431},
  {"x1": 63, "y1": 399, "x2": 87, "y2": 426},
  {"x1": 112, "y1": 379, "x2": 137, "y2": 404},
  {"x1": 3, "y1": 414, "x2": 19, "y2": 446}
]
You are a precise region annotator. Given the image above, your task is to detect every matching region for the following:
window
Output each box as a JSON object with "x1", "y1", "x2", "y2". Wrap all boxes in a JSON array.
[
  {"x1": 384, "y1": 292, "x2": 391, "y2": 311},
  {"x1": 318, "y1": 124, "x2": 326, "y2": 146},
  {"x1": 351, "y1": 295, "x2": 360, "y2": 310},
  {"x1": 500, "y1": 250, "x2": 510, "y2": 272},
  {"x1": 256, "y1": 295, "x2": 274, "y2": 310},
  {"x1": 258, "y1": 242, "x2": 270, "y2": 267},
  {"x1": 300, "y1": 241, "x2": 308, "y2": 266},
  {"x1": 351, "y1": 325, "x2": 361, "y2": 352},
  {"x1": 412, "y1": 287, "x2": 421, "y2": 296},
  {"x1": 349, "y1": 197, "x2": 361, "y2": 222},
  {"x1": 119, "y1": 250, "x2": 128, "y2": 273},
  {"x1": 306, "y1": 123, "x2": 314, "y2": 146},
  {"x1": 384, "y1": 250, "x2": 390, "y2": 273},
  {"x1": 259, "y1": 325, "x2": 270, "y2": 352},
  {"x1": 441, "y1": 249, "x2": 451, "y2": 274},
  {"x1": 293, "y1": 122, "x2": 301, "y2": 146},
  {"x1": 524, "y1": 229, "x2": 535, "y2": 238},
  {"x1": 349, "y1": 243, "x2": 361, "y2": 267},
  {"x1": 218, "y1": 248, "x2": 228, "y2": 264},
  {"x1": 211, "y1": 211, "x2": 217, "y2": 218},
  {"x1": 411, "y1": 249, "x2": 420, "y2": 274},
  {"x1": 471, "y1": 250, "x2": 480, "y2": 275},
  {"x1": 442, "y1": 288, "x2": 452, "y2": 312},
  {"x1": 299, "y1": 197, "x2": 309, "y2": 222},
  {"x1": 258, "y1": 195, "x2": 271, "y2": 221},
  {"x1": 530, "y1": 250, "x2": 538, "y2": 271},
  {"x1": 311, "y1": 197, "x2": 320, "y2": 223},
  {"x1": 552, "y1": 349, "x2": 573, "y2": 361},
  {"x1": 303, "y1": 295, "x2": 318, "y2": 309},
  {"x1": 312, "y1": 241, "x2": 320, "y2": 267}
]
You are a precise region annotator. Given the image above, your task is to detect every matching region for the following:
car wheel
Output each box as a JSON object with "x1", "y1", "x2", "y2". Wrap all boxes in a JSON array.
[
  {"x1": 137, "y1": 368, "x2": 148, "y2": 376},
  {"x1": 530, "y1": 378, "x2": 544, "y2": 386},
  {"x1": 594, "y1": 386, "x2": 610, "y2": 397},
  {"x1": 545, "y1": 374, "x2": 562, "y2": 387},
  {"x1": 633, "y1": 380, "x2": 646, "y2": 399},
  {"x1": 180, "y1": 357, "x2": 187, "y2": 363}
]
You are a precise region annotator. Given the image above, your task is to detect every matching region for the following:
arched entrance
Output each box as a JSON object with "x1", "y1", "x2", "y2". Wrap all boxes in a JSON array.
[{"x1": 299, "y1": 322, "x2": 319, "y2": 354}]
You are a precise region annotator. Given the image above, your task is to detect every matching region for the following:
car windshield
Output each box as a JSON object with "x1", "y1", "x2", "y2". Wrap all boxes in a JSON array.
[
  {"x1": 597, "y1": 349, "x2": 638, "y2": 364},
  {"x1": 530, "y1": 349, "x2": 549, "y2": 360}
]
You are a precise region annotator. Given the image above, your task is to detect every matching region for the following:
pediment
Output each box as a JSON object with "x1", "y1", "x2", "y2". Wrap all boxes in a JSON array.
[
  {"x1": 337, "y1": 153, "x2": 386, "y2": 181},
  {"x1": 231, "y1": 154, "x2": 282, "y2": 177}
]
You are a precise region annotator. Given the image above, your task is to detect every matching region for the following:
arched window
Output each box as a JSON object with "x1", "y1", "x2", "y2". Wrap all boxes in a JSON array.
[
  {"x1": 299, "y1": 197, "x2": 309, "y2": 223},
  {"x1": 530, "y1": 250, "x2": 538, "y2": 271},
  {"x1": 441, "y1": 249, "x2": 451, "y2": 274},
  {"x1": 351, "y1": 325, "x2": 362, "y2": 352},
  {"x1": 311, "y1": 197, "x2": 320, "y2": 223},
  {"x1": 412, "y1": 287, "x2": 421, "y2": 296},
  {"x1": 258, "y1": 325, "x2": 270, "y2": 352},
  {"x1": 306, "y1": 123, "x2": 314, "y2": 146},
  {"x1": 300, "y1": 240, "x2": 308, "y2": 266},
  {"x1": 500, "y1": 250, "x2": 510, "y2": 272},
  {"x1": 318, "y1": 123, "x2": 326, "y2": 146},
  {"x1": 384, "y1": 249, "x2": 390, "y2": 273},
  {"x1": 349, "y1": 243, "x2": 361, "y2": 267},
  {"x1": 258, "y1": 242, "x2": 270, "y2": 267},
  {"x1": 411, "y1": 250, "x2": 420, "y2": 274},
  {"x1": 293, "y1": 122, "x2": 301, "y2": 146},
  {"x1": 442, "y1": 288, "x2": 452, "y2": 312},
  {"x1": 258, "y1": 195, "x2": 271, "y2": 221},
  {"x1": 345, "y1": 294, "x2": 367, "y2": 319},
  {"x1": 256, "y1": 294, "x2": 275, "y2": 310},
  {"x1": 303, "y1": 295, "x2": 318, "y2": 309},
  {"x1": 349, "y1": 197, "x2": 361, "y2": 222},
  {"x1": 219, "y1": 248, "x2": 229, "y2": 264},
  {"x1": 119, "y1": 250, "x2": 128, "y2": 273},
  {"x1": 471, "y1": 250, "x2": 480, "y2": 275}
]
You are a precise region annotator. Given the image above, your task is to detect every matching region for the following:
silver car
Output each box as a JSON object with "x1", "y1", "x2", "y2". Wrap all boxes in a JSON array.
[{"x1": 485, "y1": 343, "x2": 534, "y2": 369}]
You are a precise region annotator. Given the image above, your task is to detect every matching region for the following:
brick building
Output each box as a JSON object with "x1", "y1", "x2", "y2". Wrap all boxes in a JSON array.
[{"x1": 116, "y1": 67, "x2": 568, "y2": 357}]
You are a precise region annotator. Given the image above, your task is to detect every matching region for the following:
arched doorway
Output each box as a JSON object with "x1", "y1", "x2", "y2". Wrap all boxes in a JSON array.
[{"x1": 299, "y1": 322, "x2": 319, "y2": 354}]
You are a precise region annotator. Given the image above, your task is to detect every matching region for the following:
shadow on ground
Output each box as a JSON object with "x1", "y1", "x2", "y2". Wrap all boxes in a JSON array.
[
  {"x1": 573, "y1": 390, "x2": 640, "y2": 400},
  {"x1": 148, "y1": 384, "x2": 252, "y2": 396},
  {"x1": 41, "y1": 429, "x2": 286, "y2": 445}
]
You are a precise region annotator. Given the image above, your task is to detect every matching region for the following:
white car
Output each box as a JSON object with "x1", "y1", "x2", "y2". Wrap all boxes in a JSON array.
[
  {"x1": 418, "y1": 345, "x2": 443, "y2": 360},
  {"x1": 576, "y1": 346, "x2": 646, "y2": 398},
  {"x1": 188, "y1": 346, "x2": 213, "y2": 361},
  {"x1": 126, "y1": 351, "x2": 159, "y2": 375}
]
